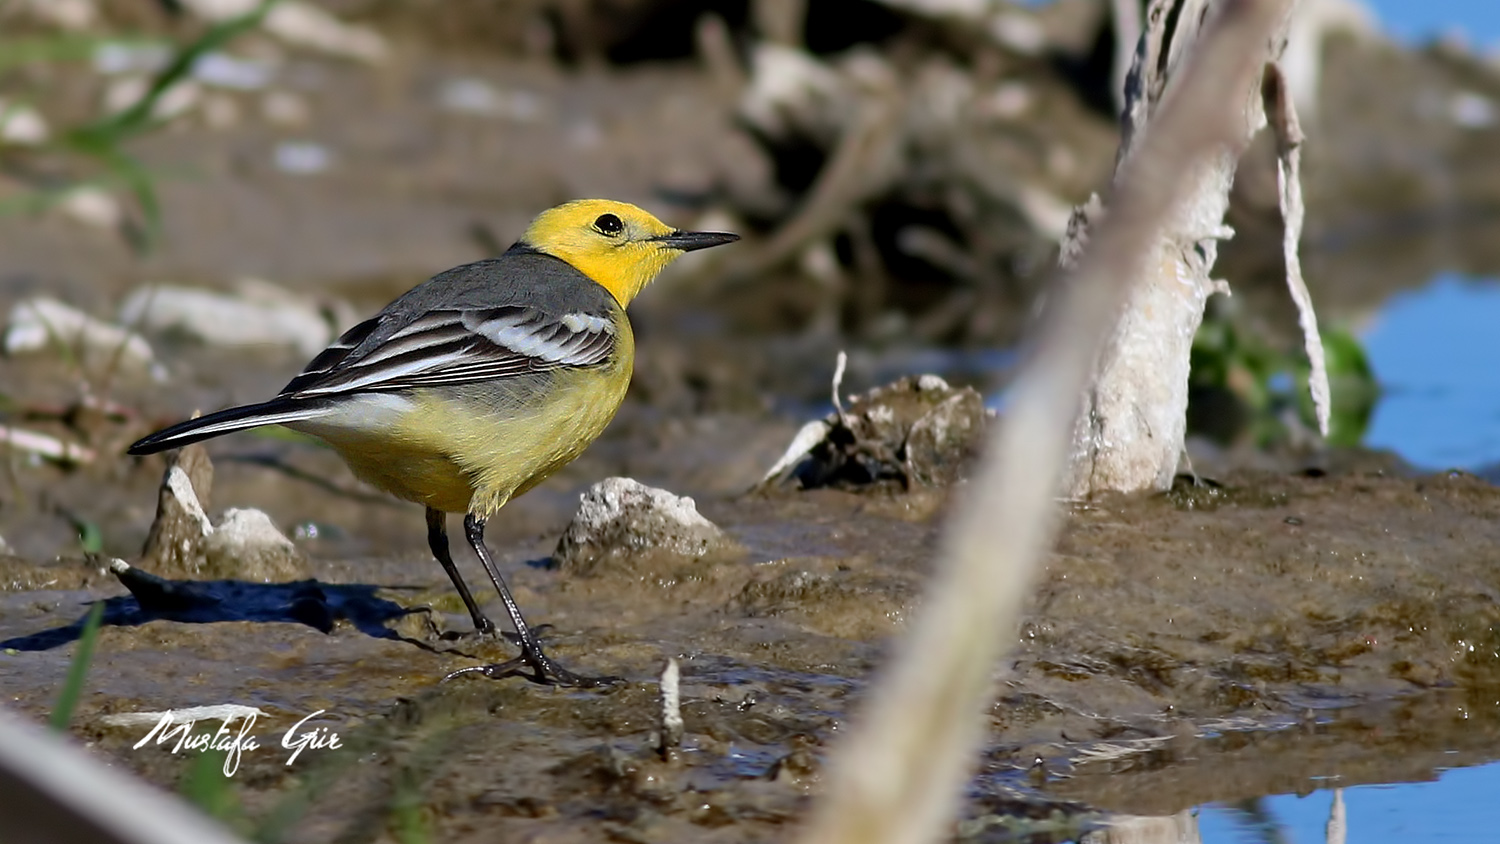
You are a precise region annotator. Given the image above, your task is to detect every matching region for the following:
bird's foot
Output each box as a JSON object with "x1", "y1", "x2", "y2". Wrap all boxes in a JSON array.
[{"x1": 444, "y1": 647, "x2": 619, "y2": 688}]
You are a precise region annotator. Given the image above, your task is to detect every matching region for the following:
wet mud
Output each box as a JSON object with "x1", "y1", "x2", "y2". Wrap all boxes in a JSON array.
[{"x1": 3, "y1": 438, "x2": 1499, "y2": 840}]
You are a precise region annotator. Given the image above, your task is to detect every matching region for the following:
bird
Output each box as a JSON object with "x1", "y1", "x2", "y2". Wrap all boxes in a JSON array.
[{"x1": 128, "y1": 199, "x2": 740, "y2": 686}]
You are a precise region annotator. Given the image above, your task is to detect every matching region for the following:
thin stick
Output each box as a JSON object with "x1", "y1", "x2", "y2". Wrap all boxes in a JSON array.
[
  {"x1": 657, "y1": 658, "x2": 684, "y2": 760},
  {"x1": 1266, "y1": 61, "x2": 1330, "y2": 436}
]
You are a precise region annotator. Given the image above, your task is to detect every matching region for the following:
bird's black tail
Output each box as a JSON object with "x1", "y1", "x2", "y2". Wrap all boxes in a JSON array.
[{"x1": 127, "y1": 399, "x2": 327, "y2": 455}]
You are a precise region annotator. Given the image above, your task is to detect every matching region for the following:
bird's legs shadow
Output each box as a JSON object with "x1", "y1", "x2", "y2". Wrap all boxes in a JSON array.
[{"x1": 1, "y1": 561, "x2": 427, "y2": 652}]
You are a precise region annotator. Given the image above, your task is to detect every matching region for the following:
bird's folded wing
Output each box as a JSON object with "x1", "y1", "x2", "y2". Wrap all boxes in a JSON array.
[{"x1": 280, "y1": 306, "x2": 616, "y2": 398}]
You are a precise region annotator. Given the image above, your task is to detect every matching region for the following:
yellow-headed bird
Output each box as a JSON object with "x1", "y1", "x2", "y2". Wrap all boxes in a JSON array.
[{"x1": 129, "y1": 200, "x2": 739, "y2": 686}]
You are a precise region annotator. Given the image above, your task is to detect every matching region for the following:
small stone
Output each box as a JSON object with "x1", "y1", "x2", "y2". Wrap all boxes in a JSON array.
[
  {"x1": 987, "y1": 12, "x2": 1046, "y2": 55},
  {"x1": 0, "y1": 100, "x2": 49, "y2": 146},
  {"x1": 57, "y1": 188, "x2": 125, "y2": 232},
  {"x1": 93, "y1": 42, "x2": 172, "y2": 76},
  {"x1": 191, "y1": 52, "x2": 274, "y2": 90},
  {"x1": 203, "y1": 509, "x2": 304, "y2": 581},
  {"x1": 1392, "y1": 659, "x2": 1442, "y2": 688},
  {"x1": 119, "y1": 281, "x2": 335, "y2": 357},
  {"x1": 139, "y1": 445, "x2": 216, "y2": 576},
  {"x1": 437, "y1": 78, "x2": 544, "y2": 122},
  {"x1": 915, "y1": 374, "x2": 950, "y2": 392},
  {"x1": 103, "y1": 78, "x2": 200, "y2": 121},
  {"x1": 138, "y1": 444, "x2": 307, "y2": 581},
  {"x1": 552, "y1": 478, "x2": 736, "y2": 575}
]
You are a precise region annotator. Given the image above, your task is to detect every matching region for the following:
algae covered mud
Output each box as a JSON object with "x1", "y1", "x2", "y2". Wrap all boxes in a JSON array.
[{"x1": 3, "y1": 0, "x2": 1500, "y2": 840}]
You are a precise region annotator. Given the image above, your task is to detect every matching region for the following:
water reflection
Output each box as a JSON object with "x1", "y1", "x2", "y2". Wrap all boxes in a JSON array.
[
  {"x1": 1083, "y1": 811, "x2": 1201, "y2": 844},
  {"x1": 1364, "y1": 275, "x2": 1500, "y2": 470},
  {"x1": 1196, "y1": 762, "x2": 1500, "y2": 842},
  {"x1": 1085, "y1": 768, "x2": 1500, "y2": 844}
]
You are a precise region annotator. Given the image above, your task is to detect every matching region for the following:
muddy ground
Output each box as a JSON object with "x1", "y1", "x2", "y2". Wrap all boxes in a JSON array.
[
  {"x1": 4, "y1": 430, "x2": 1500, "y2": 841},
  {"x1": 3, "y1": 0, "x2": 1500, "y2": 841}
]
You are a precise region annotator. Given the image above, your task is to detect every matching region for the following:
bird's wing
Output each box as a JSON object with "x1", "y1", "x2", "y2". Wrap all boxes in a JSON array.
[{"x1": 279, "y1": 305, "x2": 616, "y2": 398}]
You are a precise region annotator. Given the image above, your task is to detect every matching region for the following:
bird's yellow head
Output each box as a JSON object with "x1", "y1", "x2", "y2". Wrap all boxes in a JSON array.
[{"x1": 520, "y1": 199, "x2": 739, "y2": 306}]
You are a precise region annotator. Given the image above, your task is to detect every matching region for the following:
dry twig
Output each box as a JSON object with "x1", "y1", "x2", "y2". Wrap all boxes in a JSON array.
[{"x1": 1266, "y1": 61, "x2": 1330, "y2": 436}]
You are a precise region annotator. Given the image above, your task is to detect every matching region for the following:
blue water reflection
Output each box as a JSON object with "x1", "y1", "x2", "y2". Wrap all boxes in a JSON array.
[
  {"x1": 1197, "y1": 760, "x2": 1500, "y2": 842},
  {"x1": 1362, "y1": 275, "x2": 1500, "y2": 470},
  {"x1": 1364, "y1": 0, "x2": 1500, "y2": 43}
]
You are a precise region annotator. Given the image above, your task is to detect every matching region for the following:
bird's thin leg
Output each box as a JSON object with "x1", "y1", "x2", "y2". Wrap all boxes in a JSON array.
[
  {"x1": 425, "y1": 507, "x2": 496, "y2": 636},
  {"x1": 448, "y1": 513, "x2": 617, "y2": 687}
]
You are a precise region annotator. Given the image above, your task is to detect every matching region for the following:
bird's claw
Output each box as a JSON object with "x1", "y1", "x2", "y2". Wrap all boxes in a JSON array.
[{"x1": 444, "y1": 651, "x2": 620, "y2": 688}]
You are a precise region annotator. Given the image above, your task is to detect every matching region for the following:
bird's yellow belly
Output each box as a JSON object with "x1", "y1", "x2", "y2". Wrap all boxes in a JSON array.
[
  {"x1": 336, "y1": 439, "x2": 477, "y2": 513},
  {"x1": 326, "y1": 367, "x2": 630, "y2": 516}
]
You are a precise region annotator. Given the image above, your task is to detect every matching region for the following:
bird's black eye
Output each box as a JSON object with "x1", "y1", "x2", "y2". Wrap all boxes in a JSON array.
[{"x1": 594, "y1": 213, "x2": 624, "y2": 236}]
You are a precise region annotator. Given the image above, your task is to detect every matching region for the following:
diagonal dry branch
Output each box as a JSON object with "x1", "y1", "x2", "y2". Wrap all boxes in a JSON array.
[
  {"x1": 0, "y1": 706, "x2": 246, "y2": 844},
  {"x1": 792, "y1": 3, "x2": 1295, "y2": 843}
]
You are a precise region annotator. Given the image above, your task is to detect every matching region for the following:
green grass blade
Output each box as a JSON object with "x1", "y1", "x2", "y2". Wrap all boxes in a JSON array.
[
  {"x1": 49, "y1": 601, "x2": 105, "y2": 732},
  {"x1": 66, "y1": 0, "x2": 279, "y2": 150},
  {"x1": 181, "y1": 749, "x2": 247, "y2": 829}
]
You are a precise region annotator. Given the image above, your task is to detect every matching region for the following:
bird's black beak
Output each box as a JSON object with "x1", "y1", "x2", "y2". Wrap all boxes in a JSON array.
[{"x1": 651, "y1": 230, "x2": 740, "y2": 252}]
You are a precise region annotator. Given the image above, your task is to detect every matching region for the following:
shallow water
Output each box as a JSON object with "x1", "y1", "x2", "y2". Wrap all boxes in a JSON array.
[
  {"x1": 1364, "y1": 275, "x2": 1500, "y2": 471},
  {"x1": 1199, "y1": 759, "x2": 1500, "y2": 843},
  {"x1": 1364, "y1": 0, "x2": 1500, "y2": 44}
]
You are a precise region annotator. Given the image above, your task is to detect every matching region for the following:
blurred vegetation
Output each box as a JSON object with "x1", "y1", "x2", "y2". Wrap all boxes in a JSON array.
[
  {"x1": 1188, "y1": 305, "x2": 1378, "y2": 450},
  {"x1": 180, "y1": 748, "x2": 249, "y2": 831},
  {"x1": 0, "y1": 0, "x2": 276, "y2": 247}
]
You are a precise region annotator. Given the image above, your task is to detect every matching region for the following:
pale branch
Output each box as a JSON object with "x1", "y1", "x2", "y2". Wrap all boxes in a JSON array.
[{"x1": 1266, "y1": 60, "x2": 1330, "y2": 436}]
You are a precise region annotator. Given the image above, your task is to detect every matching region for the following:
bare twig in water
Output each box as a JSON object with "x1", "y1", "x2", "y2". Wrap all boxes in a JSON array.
[
  {"x1": 793, "y1": 3, "x2": 1295, "y2": 844},
  {"x1": 657, "y1": 658, "x2": 684, "y2": 761},
  {"x1": 830, "y1": 350, "x2": 849, "y2": 427}
]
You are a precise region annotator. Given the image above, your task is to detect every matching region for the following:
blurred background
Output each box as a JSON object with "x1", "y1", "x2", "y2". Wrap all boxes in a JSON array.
[
  {"x1": 3, "y1": 0, "x2": 1500, "y2": 559},
  {"x1": 6, "y1": 6, "x2": 1500, "y2": 842}
]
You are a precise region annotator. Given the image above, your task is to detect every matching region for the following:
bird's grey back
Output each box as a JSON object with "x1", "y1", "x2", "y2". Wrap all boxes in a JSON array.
[
  {"x1": 394, "y1": 248, "x2": 617, "y2": 315},
  {"x1": 342, "y1": 248, "x2": 617, "y2": 359}
]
